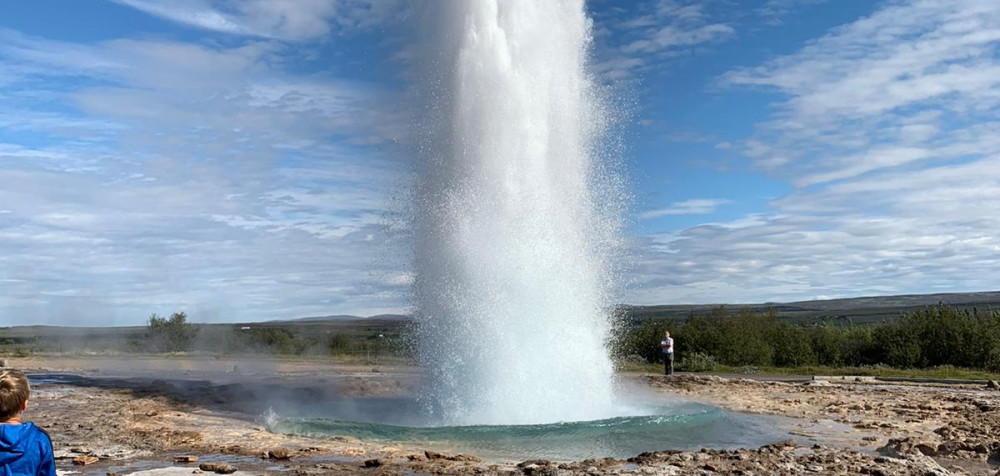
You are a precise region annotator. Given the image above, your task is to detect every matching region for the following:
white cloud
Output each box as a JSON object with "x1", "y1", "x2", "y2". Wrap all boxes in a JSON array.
[
  {"x1": 622, "y1": 23, "x2": 734, "y2": 54},
  {"x1": 593, "y1": 0, "x2": 736, "y2": 81},
  {"x1": 111, "y1": 0, "x2": 404, "y2": 41},
  {"x1": 640, "y1": 198, "x2": 730, "y2": 219},
  {"x1": 723, "y1": 0, "x2": 1000, "y2": 185},
  {"x1": 756, "y1": 0, "x2": 828, "y2": 25},
  {"x1": 0, "y1": 28, "x2": 409, "y2": 324},
  {"x1": 629, "y1": 0, "x2": 1000, "y2": 305}
]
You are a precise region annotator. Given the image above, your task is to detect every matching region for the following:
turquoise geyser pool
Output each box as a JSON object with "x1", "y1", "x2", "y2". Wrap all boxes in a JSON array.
[{"x1": 267, "y1": 397, "x2": 794, "y2": 461}]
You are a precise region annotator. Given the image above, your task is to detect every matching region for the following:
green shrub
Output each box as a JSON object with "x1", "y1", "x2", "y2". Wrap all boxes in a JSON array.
[
  {"x1": 678, "y1": 352, "x2": 718, "y2": 372},
  {"x1": 608, "y1": 304, "x2": 1000, "y2": 375},
  {"x1": 609, "y1": 317, "x2": 669, "y2": 364},
  {"x1": 736, "y1": 365, "x2": 760, "y2": 375},
  {"x1": 147, "y1": 312, "x2": 198, "y2": 352}
]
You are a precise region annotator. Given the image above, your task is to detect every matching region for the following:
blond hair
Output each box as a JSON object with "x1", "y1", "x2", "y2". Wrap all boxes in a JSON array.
[{"x1": 0, "y1": 369, "x2": 29, "y2": 421}]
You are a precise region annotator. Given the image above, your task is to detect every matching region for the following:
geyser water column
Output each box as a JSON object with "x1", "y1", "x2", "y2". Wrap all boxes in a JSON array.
[{"x1": 412, "y1": 0, "x2": 624, "y2": 425}]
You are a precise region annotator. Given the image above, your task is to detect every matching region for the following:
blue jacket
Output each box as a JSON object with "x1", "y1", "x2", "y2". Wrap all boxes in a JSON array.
[{"x1": 0, "y1": 423, "x2": 56, "y2": 476}]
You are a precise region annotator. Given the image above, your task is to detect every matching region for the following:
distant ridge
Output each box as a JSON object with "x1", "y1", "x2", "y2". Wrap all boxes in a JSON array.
[
  {"x1": 627, "y1": 290, "x2": 1000, "y2": 313},
  {"x1": 11, "y1": 291, "x2": 992, "y2": 330},
  {"x1": 273, "y1": 313, "x2": 410, "y2": 323},
  {"x1": 281, "y1": 291, "x2": 1000, "y2": 324},
  {"x1": 624, "y1": 290, "x2": 1000, "y2": 325},
  {"x1": 780, "y1": 291, "x2": 1000, "y2": 310}
]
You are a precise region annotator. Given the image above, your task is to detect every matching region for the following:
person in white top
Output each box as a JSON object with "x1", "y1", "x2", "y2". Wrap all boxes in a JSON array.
[{"x1": 660, "y1": 330, "x2": 674, "y2": 375}]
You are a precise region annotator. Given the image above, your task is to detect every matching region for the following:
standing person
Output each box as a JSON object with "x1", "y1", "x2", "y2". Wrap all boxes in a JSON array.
[
  {"x1": 660, "y1": 331, "x2": 674, "y2": 375},
  {"x1": 0, "y1": 369, "x2": 56, "y2": 476}
]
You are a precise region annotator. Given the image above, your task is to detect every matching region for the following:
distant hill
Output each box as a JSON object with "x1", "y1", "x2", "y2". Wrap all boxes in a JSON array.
[
  {"x1": 624, "y1": 290, "x2": 1000, "y2": 325},
  {"x1": 237, "y1": 291, "x2": 1000, "y2": 326},
  {"x1": 4, "y1": 291, "x2": 997, "y2": 333},
  {"x1": 276, "y1": 290, "x2": 1000, "y2": 327},
  {"x1": 274, "y1": 313, "x2": 410, "y2": 323}
]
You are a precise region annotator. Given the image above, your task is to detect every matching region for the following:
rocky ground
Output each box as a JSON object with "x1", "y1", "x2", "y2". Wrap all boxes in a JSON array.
[
  {"x1": 643, "y1": 375, "x2": 1000, "y2": 475},
  {"x1": 10, "y1": 356, "x2": 1000, "y2": 475}
]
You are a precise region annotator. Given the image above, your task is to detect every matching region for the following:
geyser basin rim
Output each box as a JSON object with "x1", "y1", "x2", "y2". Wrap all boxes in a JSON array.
[{"x1": 268, "y1": 402, "x2": 797, "y2": 461}]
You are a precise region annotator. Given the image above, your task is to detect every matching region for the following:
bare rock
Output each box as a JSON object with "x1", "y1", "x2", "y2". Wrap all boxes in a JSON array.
[
  {"x1": 268, "y1": 448, "x2": 293, "y2": 460},
  {"x1": 198, "y1": 462, "x2": 238, "y2": 474},
  {"x1": 518, "y1": 460, "x2": 556, "y2": 476},
  {"x1": 72, "y1": 456, "x2": 99, "y2": 465},
  {"x1": 175, "y1": 455, "x2": 199, "y2": 463},
  {"x1": 902, "y1": 453, "x2": 949, "y2": 476},
  {"x1": 424, "y1": 450, "x2": 483, "y2": 462},
  {"x1": 879, "y1": 437, "x2": 941, "y2": 457},
  {"x1": 517, "y1": 459, "x2": 552, "y2": 467},
  {"x1": 761, "y1": 439, "x2": 798, "y2": 452}
]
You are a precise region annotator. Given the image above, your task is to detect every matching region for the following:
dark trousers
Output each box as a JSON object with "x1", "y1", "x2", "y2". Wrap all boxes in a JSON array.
[{"x1": 664, "y1": 352, "x2": 674, "y2": 375}]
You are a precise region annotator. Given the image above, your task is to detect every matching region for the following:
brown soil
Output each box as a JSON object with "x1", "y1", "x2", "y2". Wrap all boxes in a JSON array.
[{"x1": 11, "y1": 356, "x2": 1000, "y2": 475}]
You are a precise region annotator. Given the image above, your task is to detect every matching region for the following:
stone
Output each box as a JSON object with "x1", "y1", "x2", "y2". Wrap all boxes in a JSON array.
[
  {"x1": 879, "y1": 437, "x2": 940, "y2": 457},
  {"x1": 268, "y1": 449, "x2": 293, "y2": 460},
  {"x1": 901, "y1": 453, "x2": 949, "y2": 476},
  {"x1": 517, "y1": 460, "x2": 556, "y2": 476},
  {"x1": 762, "y1": 439, "x2": 797, "y2": 451},
  {"x1": 363, "y1": 459, "x2": 381, "y2": 468},
  {"x1": 93, "y1": 445, "x2": 145, "y2": 459},
  {"x1": 72, "y1": 456, "x2": 99, "y2": 465},
  {"x1": 987, "y1": 380, "x2": 1000, "y2": 390},
  {"x1": 175, "y1": 456, "x2": 199, "y2": 463},
  {"x1": 914, "y1": 442, "x2": 939, "y2": 456},
  {"x1": 198, "y1": 463, "x2": 238, "y2": 474},
  {"x1": 424, "y1": 450, "x2": 483, "y2": 462}
]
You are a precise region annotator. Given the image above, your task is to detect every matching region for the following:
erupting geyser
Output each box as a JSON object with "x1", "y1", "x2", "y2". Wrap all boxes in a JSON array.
[{"x1": 412, "y1": 0, "x2": 625, "y2": 425}]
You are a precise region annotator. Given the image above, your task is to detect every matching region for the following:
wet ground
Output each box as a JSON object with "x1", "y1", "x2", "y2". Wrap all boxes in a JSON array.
[{"x1": 10, "y1": 355, "x2": 1000, "y2": 475}]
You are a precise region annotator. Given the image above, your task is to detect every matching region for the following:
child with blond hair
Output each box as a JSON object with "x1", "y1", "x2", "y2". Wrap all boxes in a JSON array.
[{"x1": 0, "y1": 370, "x2": 55, "y2": 476}]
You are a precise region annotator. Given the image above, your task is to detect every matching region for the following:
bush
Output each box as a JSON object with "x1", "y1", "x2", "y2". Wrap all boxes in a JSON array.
[
  {"x1": 147, "y1": 312, "x2": 198, "y2": 352},
  {"x1": 242, "y1": 328, "x2": 308, "y2": 355},
  {"x1": 736, "y1": 365, "x2": 760, "y2": 375},
  {"x1": 678, "y1": 352, "x2": 718, "y2": 372},
  {"x1": 772, "y1": 323, "x2": 816, "y2": 367},
  {"x1": 608, "y1": 304, "x2": 1000, "y2": 374},
  {"x1": 609, "y1": 317, "x2": 669, "y2": 364}
]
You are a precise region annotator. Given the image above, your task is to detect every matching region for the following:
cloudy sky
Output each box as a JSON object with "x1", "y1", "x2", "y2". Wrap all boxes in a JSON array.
[{"x1": 2, "y1": 0, "x2": 999, "y2": 325}]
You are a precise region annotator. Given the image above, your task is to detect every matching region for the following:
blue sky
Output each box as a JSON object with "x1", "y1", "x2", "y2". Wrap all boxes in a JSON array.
[{"x1": 2, "y1": 0, "x2": 999, "y2": 325}]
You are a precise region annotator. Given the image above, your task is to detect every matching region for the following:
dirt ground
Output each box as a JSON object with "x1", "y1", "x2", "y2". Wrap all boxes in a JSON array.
[{"x1": 9, "y1": 356, "x2": 1000, "y2": 476}]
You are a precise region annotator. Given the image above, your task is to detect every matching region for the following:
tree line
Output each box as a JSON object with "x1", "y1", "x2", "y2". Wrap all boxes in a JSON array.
[
  {"x1": 142, "y1": 312, "x2": 409, "y2": 359},
  {"x1": 611, "y1": 304, "x2": 1000, "y2": 373}
]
